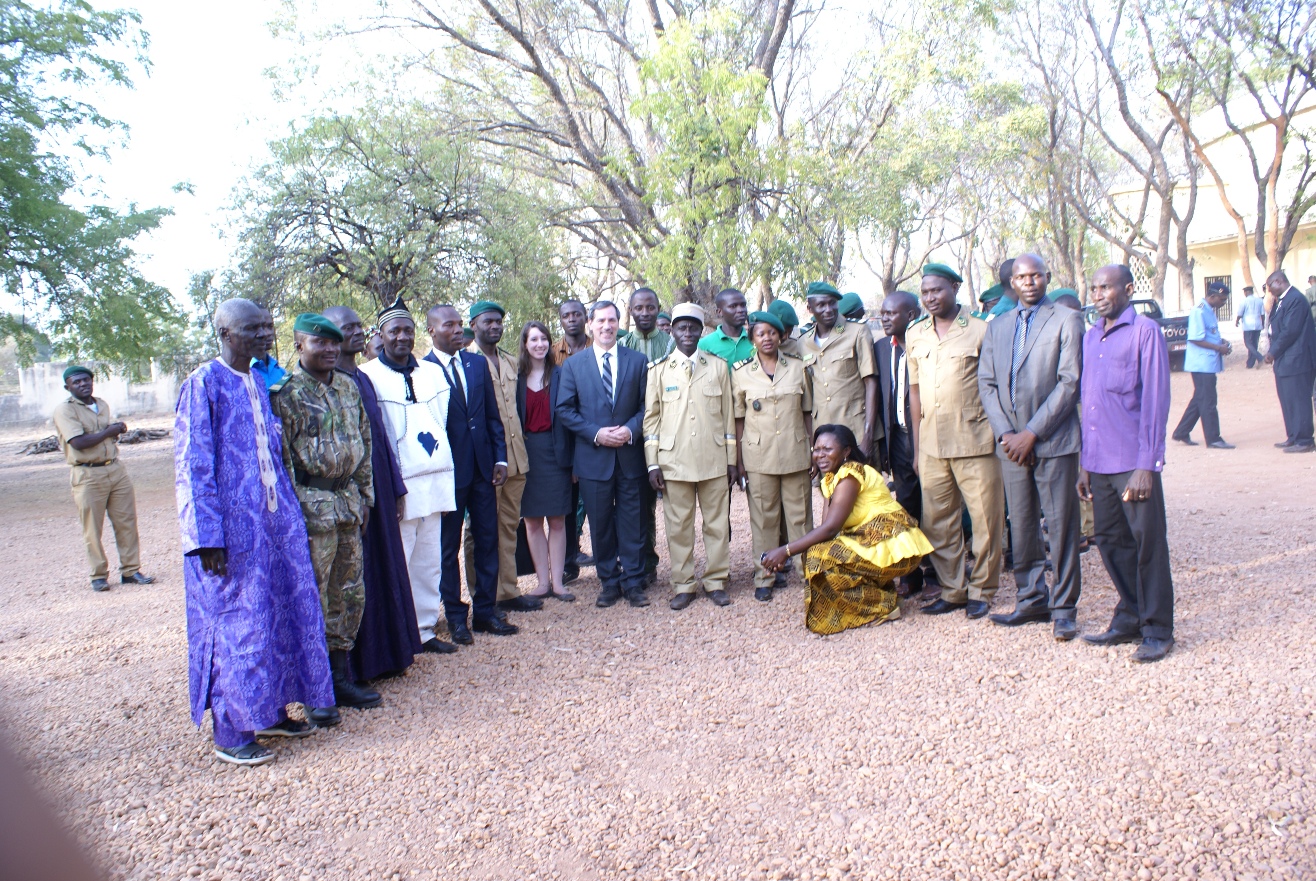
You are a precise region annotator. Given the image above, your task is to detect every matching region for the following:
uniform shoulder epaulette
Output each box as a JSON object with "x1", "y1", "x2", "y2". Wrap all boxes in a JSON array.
[
  {"x1": 268, "y1": 375, "x2": 292, "y2": 394},
  {"x1": 732, "y1": 356, "x2": 755, "y2": 370},
  {"x1": 909, "y1": 314, "x2": 931, "y2": 328},
  {"x1": 649, "y1": 352, "x2": 671, "y2": 368},
  {"x1": 700, "y1": 350, "x2": 727, "y2": 363},
  {"x1": 779, "y1": 350, "x2": 803, "y2": 361}
]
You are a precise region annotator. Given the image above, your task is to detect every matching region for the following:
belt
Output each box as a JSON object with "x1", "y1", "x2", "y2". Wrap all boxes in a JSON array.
[
  {"x1": 294, "y1": 468, "x2": 353, "y2": 492},
  {"x1": 75, "y1": 460, "x2": 115, "y2": 467}
]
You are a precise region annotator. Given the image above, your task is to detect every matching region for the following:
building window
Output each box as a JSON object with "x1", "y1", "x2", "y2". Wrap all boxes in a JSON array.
[{"x1": 1205, "y1": 275, "x2": 1233, "y2": 320}]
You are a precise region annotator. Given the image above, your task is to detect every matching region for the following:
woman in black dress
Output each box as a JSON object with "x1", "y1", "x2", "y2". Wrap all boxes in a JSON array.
[{"x1": 517, "y1": 321, "x2": 576, "y2": 600}]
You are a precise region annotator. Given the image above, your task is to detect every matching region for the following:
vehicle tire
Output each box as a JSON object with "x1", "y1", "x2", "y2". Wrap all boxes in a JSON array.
[{"x1": 1169, "y1": 352, "x2": 1184, "y2": 372}]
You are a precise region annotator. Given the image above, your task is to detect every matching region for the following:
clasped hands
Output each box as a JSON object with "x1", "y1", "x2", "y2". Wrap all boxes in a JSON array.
[
  {"x1": 999, "y1": 429, "x2": 1038, "y2": 467},
  {"x1": 594, "y1": 426, "x2": 631, "y2": 448}
]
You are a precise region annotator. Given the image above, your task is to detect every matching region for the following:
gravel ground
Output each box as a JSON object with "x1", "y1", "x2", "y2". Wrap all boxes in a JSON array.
[{"x1": 0, "y1": 360, "x2": 1312, "y2": 881}]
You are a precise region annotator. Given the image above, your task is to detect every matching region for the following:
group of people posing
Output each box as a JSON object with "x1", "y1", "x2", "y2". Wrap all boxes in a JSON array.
[{"x1": 154, "y1": 253, "x2": 1316, "y2": 768}]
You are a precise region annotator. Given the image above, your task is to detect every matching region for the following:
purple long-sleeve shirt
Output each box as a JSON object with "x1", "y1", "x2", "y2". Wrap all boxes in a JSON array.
[{"x1": 1080, "y1": 304, "x2": 1170, "y2": 474}]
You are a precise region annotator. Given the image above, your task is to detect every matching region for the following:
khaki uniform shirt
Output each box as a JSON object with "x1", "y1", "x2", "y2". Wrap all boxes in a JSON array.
[
  {"x1": 467, "y1": 342, "x2": 529, "y2": 476},
  {"x1": 906, "y1": 306, "x2": 995, "y2": 458},
  {"x1": 270, "y1": 366, "x2": 375, "y2": 532},
  {"x1": 732, "y1": 351, "x2": 814, "y2": 475},
  {"x1": 52, "y1": 396, "x2": 118, "y2": 466},
  {"x1": 643, "y1": 350, "x2": 736, "y2": 482},
  {"x1": 778, "y1": 336, "x2": 804, "y2": 358},
  {"x1": 799, "y1": 319, "x2": 879, "y2": 436}
]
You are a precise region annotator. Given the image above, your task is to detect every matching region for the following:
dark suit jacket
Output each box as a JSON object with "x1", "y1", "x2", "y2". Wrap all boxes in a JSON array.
[
  {"x1": 516, "y1": 367, "x2": 574, "y2": 471},
  {"x1": 978, "y1": 298, "x2": 1084, "y2": 458},
  {"x1": 424, "y1": 349, "x2": 507, "y2": 487},
  {"x1": 876, "y1": 335, "x2": 911, "y2": 438},
  {"x1": 1269, "y1": 286, "x2": 1316, "y2": 377},
  {"x1": 555, "y1": 345, "x2": 648, "y2": 481}
]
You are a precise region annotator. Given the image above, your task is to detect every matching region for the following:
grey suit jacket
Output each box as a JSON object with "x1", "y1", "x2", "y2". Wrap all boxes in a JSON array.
[{"x1": 978, "y1": 298, "x2": 1084, "y2": 458}]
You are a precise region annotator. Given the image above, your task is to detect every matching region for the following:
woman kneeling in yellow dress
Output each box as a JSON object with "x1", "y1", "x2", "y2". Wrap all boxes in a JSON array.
[{"x1": 762, "y1": 424, "x2": 933, "y2": 634}]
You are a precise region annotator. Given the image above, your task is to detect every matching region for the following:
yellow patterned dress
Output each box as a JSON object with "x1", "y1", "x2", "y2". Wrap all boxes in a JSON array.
[{"x1": 804, "y1": 462, "x2": 934, "y2": 634}]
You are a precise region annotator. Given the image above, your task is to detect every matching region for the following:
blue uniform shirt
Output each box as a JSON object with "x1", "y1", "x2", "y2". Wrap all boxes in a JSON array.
[
  {"x1": 1237, "y1": 294, "x2": 1266, "y2": 331},
  {"x1": 1184, "y1": 299, "x2": 1223, "y2": 374}
]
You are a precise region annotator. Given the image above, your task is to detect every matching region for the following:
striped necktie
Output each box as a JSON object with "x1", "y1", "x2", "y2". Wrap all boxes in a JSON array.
[
  {"x1": 602, "y1": 351, "x2": 613, "y2": 403},
  {"x1": 1010, "y1": 307, "x2": 1034, "y2": 409}
]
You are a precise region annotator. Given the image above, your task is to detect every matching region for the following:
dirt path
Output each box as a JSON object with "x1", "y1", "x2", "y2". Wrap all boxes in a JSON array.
[{"x1": 0, "y1": 359, "x2": 1312, "y2": 881}]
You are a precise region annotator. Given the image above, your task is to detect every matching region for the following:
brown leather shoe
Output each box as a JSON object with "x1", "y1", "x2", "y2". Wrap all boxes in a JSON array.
[
  {"x1": 707, "y1": 589, "x2": 731, "y2": 607},
  {"x1": 669, "y1": 592, "x2": 696, "y2": 610}
]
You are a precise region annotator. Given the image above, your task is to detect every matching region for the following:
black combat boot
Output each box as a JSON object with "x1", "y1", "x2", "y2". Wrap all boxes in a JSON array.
[{"x1": 330, "y1": 650, "x2": 382, "y2": 709}]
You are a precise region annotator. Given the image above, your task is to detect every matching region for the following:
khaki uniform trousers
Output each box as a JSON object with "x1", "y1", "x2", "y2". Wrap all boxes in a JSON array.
[
  {"x1": 70, "y1": 461, "x2": 141, "y2": 580},
  {"x1": 465, "y1": 471, "x2": 527, "y2": 602},
  {"x1": 662, "y1": 476, "x2": 731, "y2": 594},
  {"x1": 746, "y1": 470, "x2": 812, "y2": 590},
  {"x1": 919, "y1": 452, "x2": 1004, "y2": 603},
  {"x1": 308, "y1": 523, "x2": 365, "y2": 651}
]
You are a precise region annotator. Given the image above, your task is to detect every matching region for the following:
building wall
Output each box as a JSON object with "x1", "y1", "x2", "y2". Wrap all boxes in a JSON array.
[
  {"x1": 1158, "y1": 221, "x2": 1316, "y2": 317},
  {"x1": 0, "y1": 362, "x2": 178, "y2": 428}
]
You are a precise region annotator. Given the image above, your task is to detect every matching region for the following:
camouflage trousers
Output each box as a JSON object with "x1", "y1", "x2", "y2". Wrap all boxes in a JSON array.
[{"x1": 308, "y1": 523, "x2": 364, "y2": 651}]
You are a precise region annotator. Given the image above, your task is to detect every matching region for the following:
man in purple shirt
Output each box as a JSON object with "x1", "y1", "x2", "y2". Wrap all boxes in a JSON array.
[{"x1": 1076, "y1": 264, "x2": 1175, "y2": 663}]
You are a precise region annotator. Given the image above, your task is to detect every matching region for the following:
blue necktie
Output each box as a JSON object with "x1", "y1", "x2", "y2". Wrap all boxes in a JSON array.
[
  {"x1": 602, "y1": 352, "x2": 613, "y2": 403},
  {"x1": 1010, "y1": 308, "x2": 1033, "y2": 409}
]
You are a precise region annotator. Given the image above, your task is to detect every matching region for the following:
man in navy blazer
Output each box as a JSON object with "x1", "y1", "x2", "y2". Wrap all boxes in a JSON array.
[
  {"x1": 1264, "y1": 270, "x2": 1316, "y2": 453},
  {"x1": 555, "y1": 300, "x2": 651, "y2": 607},
  {"x1": 424, "y1": 304, "x2": 519, "y2": 641}
]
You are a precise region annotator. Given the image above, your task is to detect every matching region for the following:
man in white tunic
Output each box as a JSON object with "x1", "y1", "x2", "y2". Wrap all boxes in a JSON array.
[{"x1": 360, "y1": 296, "x2": 458, "y2": 653}]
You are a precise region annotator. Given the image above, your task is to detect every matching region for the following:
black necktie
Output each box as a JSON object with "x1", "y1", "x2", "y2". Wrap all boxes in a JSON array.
[{"x1": 447, "y1": 356, "x2": 466, "y2": 406}]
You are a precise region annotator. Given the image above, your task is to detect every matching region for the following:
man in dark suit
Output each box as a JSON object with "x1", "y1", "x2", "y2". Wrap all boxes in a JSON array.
[
  {"x1": 555, "y1": 300, "x2": 651, "y2": 608},
  {"x1": 978, "y1": 253, "x2": 1086, "y2": 641},
  {"x1": 424, "y1": 304, "x2": 519, "y2": 642},
  {"x1": 876, "y1": 290, "x2": 933, "y2": 595},
  {"x1": 1264, "y1": 270, "x2": 1316, "y2": 453}
]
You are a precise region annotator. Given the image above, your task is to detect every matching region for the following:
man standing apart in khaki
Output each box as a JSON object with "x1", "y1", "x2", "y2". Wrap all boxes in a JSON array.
[
  {"x1": 53, "y1": 365, "x2": 154, "y2": 592},
  {"x1": 644, "y1": 304, "x2": 738, "y2": 610},
  {"x1": 907, "y1": 263, "x2": 1004, "y2": 620},
  {"x1": 466, "y1": 300, "x2": 542, "y2": 613},
  {"x1": 799, "y1": 282, "x2": 881, "y2": 460}
]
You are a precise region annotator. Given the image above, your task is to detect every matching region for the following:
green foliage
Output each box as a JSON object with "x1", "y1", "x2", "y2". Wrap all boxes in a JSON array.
[{"x1": 0, "y1": 0, "x2": 178, "y2": 366}]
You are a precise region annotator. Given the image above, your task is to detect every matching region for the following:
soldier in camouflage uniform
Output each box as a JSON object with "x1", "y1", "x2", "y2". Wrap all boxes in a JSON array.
[{"x1": 271, "y1": 313, "x2": 381, "y2": 715}]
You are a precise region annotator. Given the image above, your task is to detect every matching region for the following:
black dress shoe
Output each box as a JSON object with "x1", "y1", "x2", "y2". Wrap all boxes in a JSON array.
[
  {"x1": 422, "y1": 637, "x2": 458, "y2": 654},
  {"x1": 669, "y1": 592, "x2": 695, "y2": 610},
  {"x1": 1274, "y1": 439, "x2": 1296, "y2": 448},
  {"x1": 625, "y1": 589, "x2": 650, "y2": 608},
  {"x1": 497, "y1": 595, "x2": 544, "y2": 612},
  {"x1": 754, "y1": 586, "x2": 773, "y2": 602},
  {"x1": 1284, "y1": 443, "x2": 1316, "y2": 453},
  {"x1": 576, "y1": 553, "x2": 596, "y2": 567},
  {"x1": 1132, "y1": 637, "x2": 1173, "y2": 663},
  {"x1": 122, "y1": 572, "x2": 155, "y2": 585},
  {"x1": 920, "y1": 598, "x2": 967, "y2": 615},
  {"x1": 90, "y1": 578, "x2": 110, "y2": 592},
  {"x1": 473, "y1": 616, "x2": 519, "y2": 636},
  {"x1": 965, "y1": 600, "x2": 990, "y2": 619},
  {"x1": 596, "y1": 584, "x2": 622, "y2": 608},
  {"x1": 707, "y1": 589, "x2": 731, "y2": 607},
  {"x1": 773, "y1": 570, "x2": 789, "y2": 588},
  {"x1": 1053, "y1": 619, "x2": 1078, "y2": 641},
  {"x1": 1172, "y1": 435, "x2": 1198, "y2": 446},
  {"x1": 449, "y1": 622, "x2": 474, "y2": 645},
  {"x1": 1080, "y1": 628, "x2": 1140, "y2": 646},
  {"x1": 330, "y1": 650, "x2": 382, "y2": 709},
  {"x1": 308, "y1": 706, "x2": 341, "y2": 727},
  {"x1": 988, "y1": 608, "x2": 1050, "y2": 627},
  {"x1": 562, "y1": 566, "x2": 580, "y2": 585},
  {"x1": 1206, "y1": 440, "x2": 1235, "y2": 449}
]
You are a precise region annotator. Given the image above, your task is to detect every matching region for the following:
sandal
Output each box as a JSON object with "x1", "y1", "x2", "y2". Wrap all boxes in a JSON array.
[
  {"x1": 255, "y1": 718, "x2": 316, "y2": 738},
  {"x1": 214, "y1": 742, "x2": 275, "y2": 767}
]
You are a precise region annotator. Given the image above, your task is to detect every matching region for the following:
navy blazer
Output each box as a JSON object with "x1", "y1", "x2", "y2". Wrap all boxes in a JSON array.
[
  {"x1": 424, "y1": 349, "x2": 507, "y2": 486},
  {"x1": 516, "y1": 367, "x2": 574, "y2": 471},
  {"x1": 555, "y1": 345, "x2": 648, "y2": 481},
  {"x1": 1268, "y1": 287, "x2": 1316, "y2": 377}
]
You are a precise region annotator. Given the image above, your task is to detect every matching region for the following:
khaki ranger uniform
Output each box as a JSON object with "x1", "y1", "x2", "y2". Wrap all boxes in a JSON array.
[
  {"x1": 466, "y1": 342, "x2": 529, "y2": 602},
  {"x1": 799, "y1": 319, "x2": 881, "y2": 445},
  {"x1": 906, "y1": 307, "x2": 1004, "y2": 604},
  {"x1": 732, "y1": 351, "x2": 815, "y2": 590},
  {"x1": 643, "y1": 349, "x2": 737, "y2": 595},
  {"x1": 271, "y1": 367, "x2": 375, "y2": 651},
  {"x1": 52, "y1": 395, "x2": 143, "y2": 581}
]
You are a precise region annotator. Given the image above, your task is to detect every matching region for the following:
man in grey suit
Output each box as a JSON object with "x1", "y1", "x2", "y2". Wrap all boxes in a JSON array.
[{"x1": 978, "y1": 253, "x2": 1086, "y2": 641}]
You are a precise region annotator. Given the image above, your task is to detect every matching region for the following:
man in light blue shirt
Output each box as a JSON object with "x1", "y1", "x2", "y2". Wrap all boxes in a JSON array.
[
  {"x1": 1235, "y1": 285, "x2": 1267, "y2": 368},
  {"x1": 1172, "y1": 283, "x2": 1233, "y2": 449}
]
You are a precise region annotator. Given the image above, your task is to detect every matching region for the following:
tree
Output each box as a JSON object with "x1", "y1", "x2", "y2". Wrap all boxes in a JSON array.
[{"x1": 0, "y1": 0, "x2": 176, "y2": 365}]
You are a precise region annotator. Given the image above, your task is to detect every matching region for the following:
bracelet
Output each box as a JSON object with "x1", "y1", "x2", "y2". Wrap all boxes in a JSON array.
[{"x1": 786, "y1": 543, "x2": 792, "y2": 557}]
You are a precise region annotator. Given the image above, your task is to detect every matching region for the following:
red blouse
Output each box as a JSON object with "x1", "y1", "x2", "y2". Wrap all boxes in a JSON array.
[{"x1": 524, "y1": 385, "x2": 552, "y2": 433}]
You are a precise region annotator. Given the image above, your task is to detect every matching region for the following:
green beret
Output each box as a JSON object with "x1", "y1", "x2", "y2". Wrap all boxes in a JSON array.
[
  {"x1": 767, "y1": 299, "x2": 800, "y2": 328},
  {"x1": 462, "y1": 326, "x2": 475, "y2": 341},
  {"x1": 293, "y1": 312, "x2": 344, "y2": 341},
  {"x1": 748, "y1": 310, "x2": 785, "y2": 336},
  {"x1": 922, "y1": 263, "x2": 963, "y2": 284},
  {"x1": 838, "y1": 292, "x2": 864, "y2": 317},
  {"x1": 63, "y1": 365, "x2": 93, "y2": 382},
  {"x1": 979, "y1": 283, "x2": 1005, "y2": 304},
  {"x1": 468, "y1": 300, "x2": 505, "y2": 321},
  {"x1": 806, "y1": 281, "x2": 841, "y2": 300},
  {"x1": 1048, "y1": 287, "x2": 1078, "y2": 302},
  {"x1": 657, "y1": 311, "x2": 671, "y2": 321}
]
